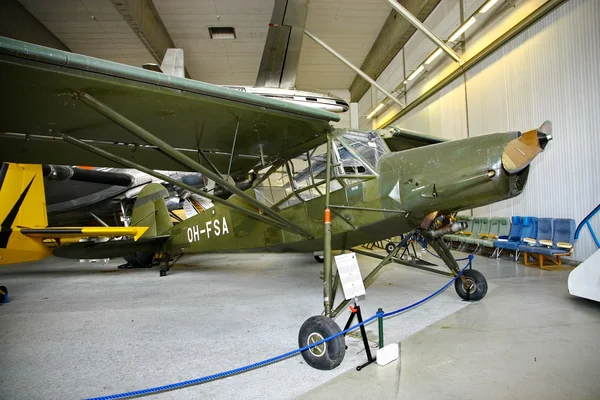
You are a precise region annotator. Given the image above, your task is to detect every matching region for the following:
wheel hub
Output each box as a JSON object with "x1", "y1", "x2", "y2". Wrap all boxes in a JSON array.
[
  {"x1": 462, "y1": 277, "x2": 476, "y2": 292},
  {"x1": 307, "y1": 332, "x2": 326, "y2": 357}
]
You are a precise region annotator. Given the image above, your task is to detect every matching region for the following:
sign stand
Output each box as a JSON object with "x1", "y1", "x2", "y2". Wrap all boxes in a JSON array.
[
  {"x1": 334, "y1": 252, "x2": 376, "y2": 370},
  {"x1": 342, "y1": 299, "x2": 376, "y2": 371}
]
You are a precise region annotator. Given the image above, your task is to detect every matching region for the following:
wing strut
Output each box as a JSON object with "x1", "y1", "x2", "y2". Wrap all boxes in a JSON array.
[
  {"x1": 61, "y1": 135, "x2": 309, "y2": 236},
  {"x1": 75, "y1": 92, "x2": 312, "y2": 238}
]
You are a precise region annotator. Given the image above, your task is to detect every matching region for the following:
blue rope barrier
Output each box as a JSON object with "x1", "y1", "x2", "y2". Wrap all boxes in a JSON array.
[
  {"x1": 382, "y1": 256, "x2": 473, "y2": 318},
  {"x1": 85, "y1": 256, "x2": 474, "y2": 400},
  {"x1": 85, "y1": 315, "x2": 377, "y2": 400}
]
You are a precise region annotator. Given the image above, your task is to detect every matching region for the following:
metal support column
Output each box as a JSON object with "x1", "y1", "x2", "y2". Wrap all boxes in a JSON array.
[
  {"x1": 323, "y1": 134, "x2": 333, "y2": 317},
  {"x1": 304, "y1": 30, "x2": 404, "y2": 109},
  {"x1": 76, "y1": 92, "x2": 311, "y2": 238},
  {"x1": 383, "y1": 0, "x2": 462, "y2": 64}
]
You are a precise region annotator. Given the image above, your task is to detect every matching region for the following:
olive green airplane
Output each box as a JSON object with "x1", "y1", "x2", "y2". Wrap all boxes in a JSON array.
[{"x1": 0, "y1": 36, "x2": 552, "y2": 368}]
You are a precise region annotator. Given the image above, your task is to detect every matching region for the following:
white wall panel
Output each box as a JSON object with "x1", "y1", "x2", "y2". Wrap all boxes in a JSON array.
[
  {"x1": 470, "y1": 0, "x2": 600, "y2": 261},
  {"x1": 364, "y1": 0, "x2": 599, "y2": 260},
  {"x1": 386, "y1": 77, "x2": 468, "y2": 140}
]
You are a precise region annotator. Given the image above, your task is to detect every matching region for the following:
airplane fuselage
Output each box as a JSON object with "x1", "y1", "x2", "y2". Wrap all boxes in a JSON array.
[{"x1": 164, "y1": 131, "x2": 531, "y2": 255}]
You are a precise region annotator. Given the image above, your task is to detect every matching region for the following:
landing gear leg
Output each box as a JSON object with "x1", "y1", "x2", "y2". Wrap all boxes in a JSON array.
[
  {"x1": 0, "y1": 286, "x2": 7, "y2": 303},
  {"x1": 158, "y1": 254, "x2": 171, "y2": 277},
  {"x1": 428, "y1": 236, "x2": 488, "y2": 301}
]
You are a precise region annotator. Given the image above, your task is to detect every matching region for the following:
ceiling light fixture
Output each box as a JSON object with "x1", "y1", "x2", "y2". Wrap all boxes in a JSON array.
[
  {"x1": 448, "y1": 16, "x2": 477, "y2": 42},
  {"x1": 479, "y1": 0, "x2": 500, "y2": 14},
  {"x1": 208, "y1": 27, "x2": 236, "y2": 39},
  {"x1": 424, "y1": 48, "x2": 443, "y2": 65},
  {"x1": 367, "y1": 103, "x2": 385, "y2": 119},
  {"x1": 407, "y1": 65, "x2": 425, "y2": 81}
]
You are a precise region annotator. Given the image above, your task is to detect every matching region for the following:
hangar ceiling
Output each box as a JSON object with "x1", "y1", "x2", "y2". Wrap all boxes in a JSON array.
[{"x1": 5, "y1": 0, "x2": 426, "y2": 90}]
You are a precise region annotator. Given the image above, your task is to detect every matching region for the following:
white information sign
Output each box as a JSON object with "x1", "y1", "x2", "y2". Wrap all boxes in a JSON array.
[{"x1": 334, "y1": 252, "x2": 366, "y2": 300}]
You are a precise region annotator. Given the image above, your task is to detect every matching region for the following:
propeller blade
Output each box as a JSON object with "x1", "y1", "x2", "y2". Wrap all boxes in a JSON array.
[{"x1": 501, "y1": 120, "x2": 552, "y2": 174}]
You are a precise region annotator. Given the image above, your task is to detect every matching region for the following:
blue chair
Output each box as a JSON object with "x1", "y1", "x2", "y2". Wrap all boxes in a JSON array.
[
  {"x1": 512, "y1": 217, "x2": 538, "y2": 261},
  {"x1": 521, "y1": 218, "x2": 576, "y2": 269},
  {"x1": 493, "y1": 216, "x2": 521, "y2": 257}
]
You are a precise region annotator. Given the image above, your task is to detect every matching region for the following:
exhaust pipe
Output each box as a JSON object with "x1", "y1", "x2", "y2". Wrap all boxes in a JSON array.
[{"x1": 430, "y1": 221, "x2": 468, "y2": 238}]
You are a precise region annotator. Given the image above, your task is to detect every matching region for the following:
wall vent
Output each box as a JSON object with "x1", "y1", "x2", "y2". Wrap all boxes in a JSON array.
[{"x1": 208, "y1": 27, "x2": 236, "y2": 40}]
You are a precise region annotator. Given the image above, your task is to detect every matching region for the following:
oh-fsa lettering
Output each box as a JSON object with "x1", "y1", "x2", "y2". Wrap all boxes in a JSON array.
[{"x1": 187, "y1": 217, "x2": 230, "y2": 243}]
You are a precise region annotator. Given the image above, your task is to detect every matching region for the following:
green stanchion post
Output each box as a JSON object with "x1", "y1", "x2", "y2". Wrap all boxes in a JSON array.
[{"x1": 377, "y1": 308, "x2": 384, "y2": 348}]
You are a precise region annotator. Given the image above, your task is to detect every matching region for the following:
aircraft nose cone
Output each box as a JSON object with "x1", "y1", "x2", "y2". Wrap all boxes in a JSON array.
[{"x1": 501, "y1": 120, "x2": 552, "y2": 174}]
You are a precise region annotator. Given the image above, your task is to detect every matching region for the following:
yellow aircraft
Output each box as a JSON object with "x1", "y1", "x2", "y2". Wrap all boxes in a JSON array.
[{"x1": 0, "y1": 163, "x2": 147, "y2": 265}]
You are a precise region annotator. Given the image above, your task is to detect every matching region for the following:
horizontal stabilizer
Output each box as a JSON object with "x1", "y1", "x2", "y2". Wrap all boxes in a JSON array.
[
  {"x1": 52, "y1": 236, "x2": 169, "y2": 260},
  {"x1": 19, "y1": 226, "x2": 148, "y2": 241}
]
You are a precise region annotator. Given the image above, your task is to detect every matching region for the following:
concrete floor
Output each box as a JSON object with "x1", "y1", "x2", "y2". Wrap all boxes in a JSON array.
[{"x1": 0, "y1": 249, "x2": 598, "y2": 399}]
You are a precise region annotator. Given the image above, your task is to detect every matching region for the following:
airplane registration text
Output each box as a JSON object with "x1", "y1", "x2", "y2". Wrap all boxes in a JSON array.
[{"x1": 187, "y1": 217, "x2": 230, "y2": 243}]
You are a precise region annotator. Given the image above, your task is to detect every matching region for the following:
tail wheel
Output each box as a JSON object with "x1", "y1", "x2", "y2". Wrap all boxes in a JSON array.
[
  {"x1": 455, "y1": 269, "x2": 488, "y2": 301},
  {"x1": 0, "y1": 286, "x2": 7, "y2": 303},
  {"x1": 314, "y1": 255, "x2": 325, "y2": 263},
  {"x1": 298, "y1": 316, "x2": 345, "y2": 370},
  {"x1": 385, "y1": 242, "x2": 396, "y2": 253}
]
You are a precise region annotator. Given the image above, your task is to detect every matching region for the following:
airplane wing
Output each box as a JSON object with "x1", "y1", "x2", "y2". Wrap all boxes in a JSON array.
[
  {"x1": 255, "y1": 0, "x2": 307, "y2": 89},
  {"x1": 0, "y1": 36, "x2": 338, "y2": 176},
  {"x1": 380, "y1": 127, "x2": 448, "y2": 152}
]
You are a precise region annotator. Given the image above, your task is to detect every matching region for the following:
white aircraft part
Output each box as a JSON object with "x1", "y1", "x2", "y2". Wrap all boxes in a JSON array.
[
  {"x1": 182, "y1": 199, "x2": 199, "y2": 219},
  {"x1": 191, "y1": 194, "x2": 213, "y2": 210},
  {"x1": 568, "y1": 249, "x2": 600, "y2": 302}
]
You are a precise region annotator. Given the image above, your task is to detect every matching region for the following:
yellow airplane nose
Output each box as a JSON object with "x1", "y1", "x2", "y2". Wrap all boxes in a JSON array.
[{"x1": 501, "y1": 120, "x2": 552, "y2": 174}]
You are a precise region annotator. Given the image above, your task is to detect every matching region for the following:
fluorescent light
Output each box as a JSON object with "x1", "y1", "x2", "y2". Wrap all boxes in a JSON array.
[
  {"x1": 407, "y1": 65, "x2": 424, "y2": 81},
  {"x1": 479, "y1": 0, "x2": 499, "y2": 14},
  {"x1": 448, "y1": 16, "x2": 476, "y2": 42},
  {"x1": 424, "y1": 48, "x2": 443, "y2": 65},
  {"x1": 367, "y1": 103, "x2": 385, "y2": 119}
]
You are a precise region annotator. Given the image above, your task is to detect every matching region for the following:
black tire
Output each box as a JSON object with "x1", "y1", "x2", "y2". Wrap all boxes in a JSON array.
[
  {"x1": 123, "y1": 251, "x2": 155, "y2": 268},
  {"x1": 385, "y1": 242, "x2": 396, "y2": 253},
  {"x1": 0, "y1": 286, "x2": 7, "y2": 303},
  {"x1": 298, "y1": 316, "x2": 345, "y2": 370},
  {"x1": 314, "y1": 255, "x2": 325, "y2": 263},
  {"x1": 454, "y1": 269, "x2": 488, "y2": 301}
]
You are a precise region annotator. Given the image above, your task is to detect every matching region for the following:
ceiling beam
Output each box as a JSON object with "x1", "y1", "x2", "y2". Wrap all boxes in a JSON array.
[
  {"x1": 0, "y1": 0, "x2": 69, "y2": 51},
  {"x1": 109, "y1": 0, "x2": 190, "y2": 78},
  {"x1": 349, "y1": 0, "x2": 440, "y2": 103}
]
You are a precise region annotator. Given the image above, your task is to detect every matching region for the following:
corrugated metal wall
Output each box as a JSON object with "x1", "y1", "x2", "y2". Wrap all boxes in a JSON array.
[{"x1": 390, "y1": 0, "x2": 600, "y2": 260}]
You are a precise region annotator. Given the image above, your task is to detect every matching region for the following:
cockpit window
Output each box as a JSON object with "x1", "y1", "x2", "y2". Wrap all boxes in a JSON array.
[{"x1": 252, "y1": 130, "x2": 390, "y2": 210}]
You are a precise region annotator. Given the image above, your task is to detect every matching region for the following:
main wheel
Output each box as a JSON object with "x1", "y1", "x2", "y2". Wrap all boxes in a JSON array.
[
  {"x1": 0, "y1": 286, "x2": 7, "y2": 303},
  {"x1": 298, "y1": 316, "x2": 345, "y2": 370},
  {"x1": 385, "y1": 242, "x2": 396, "y2": 253},
  {"x1": 314, "y1": 255, "x2": 325, "y2": 263},
  {"x1": 454, "y1": 269, "x2": 488, "y2": 301}
]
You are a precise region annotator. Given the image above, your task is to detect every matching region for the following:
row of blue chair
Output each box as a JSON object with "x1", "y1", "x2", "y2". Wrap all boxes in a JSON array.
[{"x1": 446, "y1": 216, "x2": 577, "y2": 268}]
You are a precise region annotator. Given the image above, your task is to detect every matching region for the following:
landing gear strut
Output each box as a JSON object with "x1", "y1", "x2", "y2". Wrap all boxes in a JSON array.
[
  {"x1": 0, "y1": 286, "x2": 7, "y2": 303},
  {"x1": 427, "y1": 235, "x2": 488, "y2": 301}
]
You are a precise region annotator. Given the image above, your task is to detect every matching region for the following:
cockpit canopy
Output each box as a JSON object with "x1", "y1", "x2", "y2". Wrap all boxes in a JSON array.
[{"x1": 254, "y1": 130, "x2": 389, "y2": 210}]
